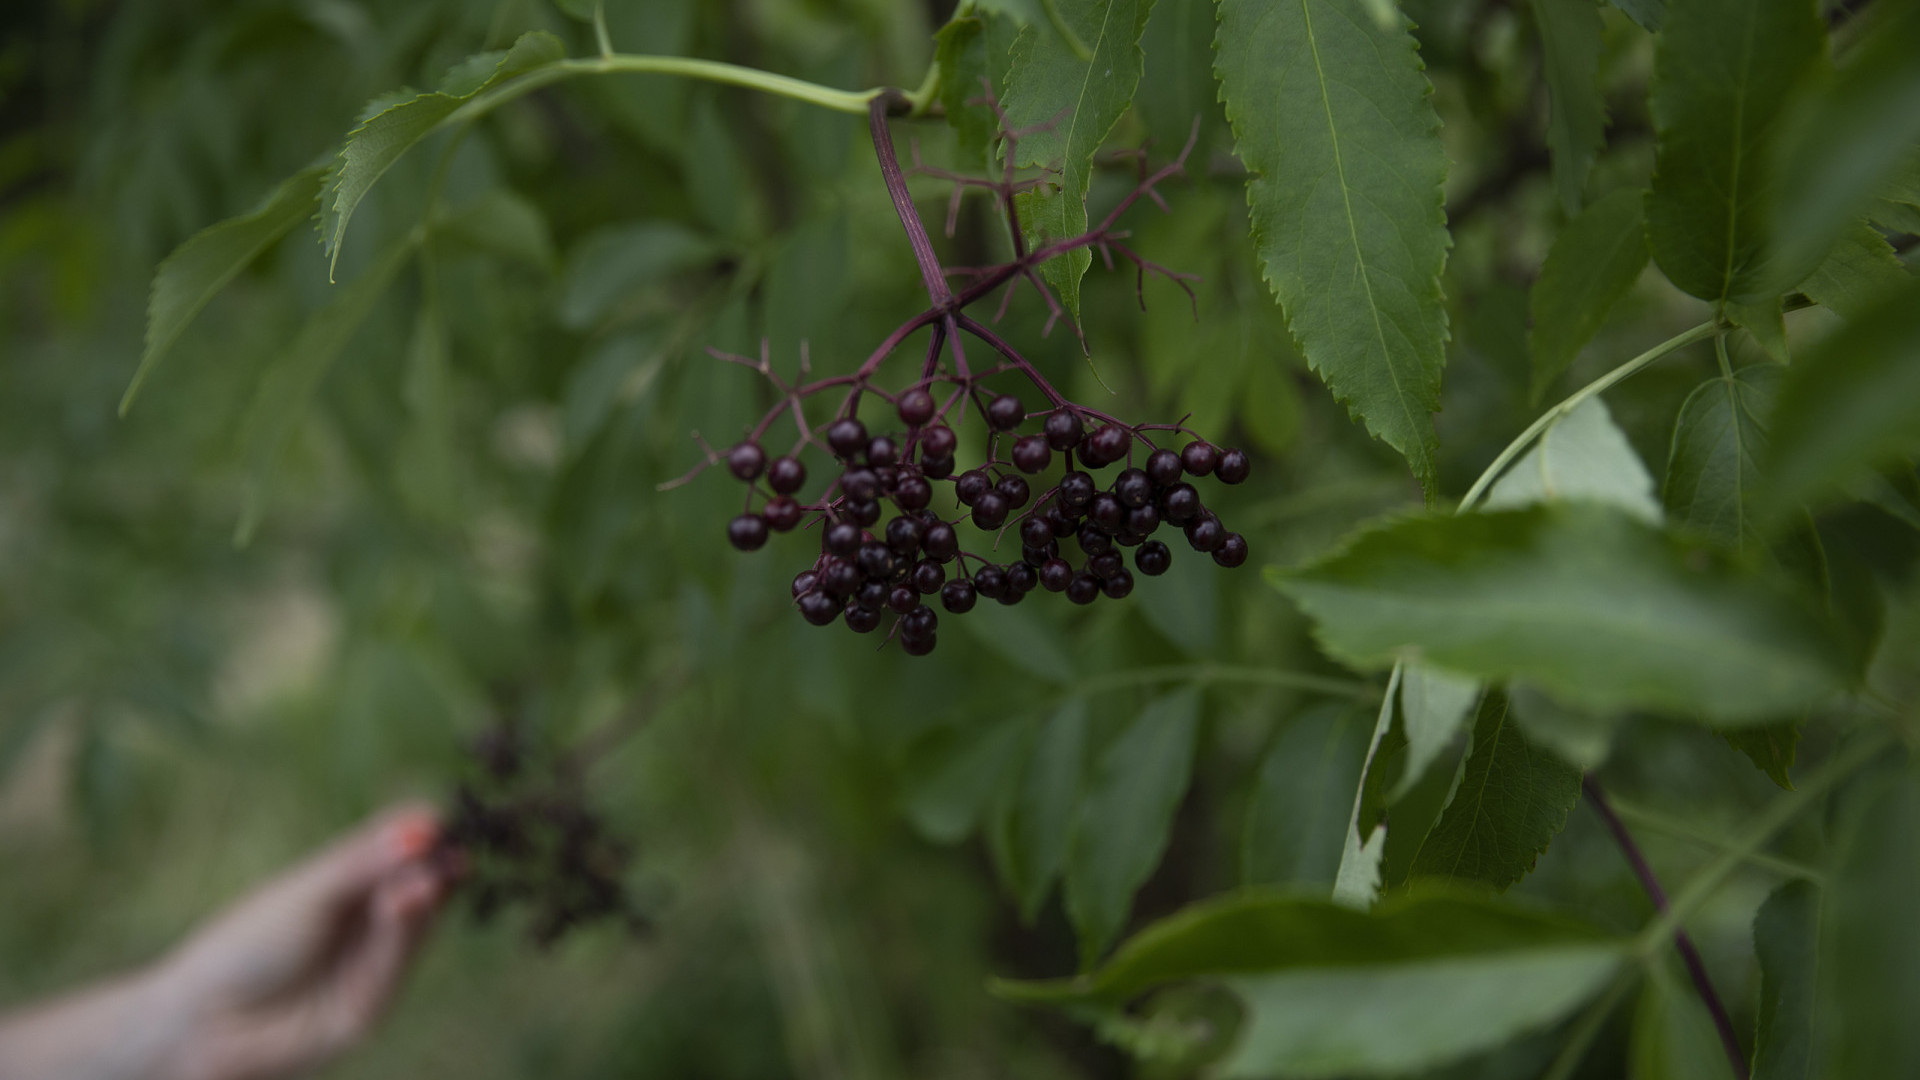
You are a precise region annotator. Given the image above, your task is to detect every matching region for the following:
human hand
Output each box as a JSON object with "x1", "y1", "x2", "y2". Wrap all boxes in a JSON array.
[{"x1": 0, "y1": 802, "x2": 457, "y2": 1080}]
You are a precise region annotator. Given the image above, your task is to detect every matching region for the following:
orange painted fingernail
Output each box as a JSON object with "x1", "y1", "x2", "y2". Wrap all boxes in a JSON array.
[{"x1": 390, "y1": 815, "x2": 439, "y2": 859}]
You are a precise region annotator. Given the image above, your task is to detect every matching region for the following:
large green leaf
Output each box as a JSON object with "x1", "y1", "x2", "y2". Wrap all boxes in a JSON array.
[
  {"x1": 1392, "y1": 662, "x2": 1479, "y2": 801},
  {"x1": 1825, "y1": 763, "x2": 1920, "y2": 1079},
  {"x1": 1632, "y1": 959, "x2": 1738, "y2": 1080},
  {"x1": 1006, "y1": 699, "x2": 1088, "y2": 920},
  {"x1": 1664, "y1": 363, "x2": 1780, "y2": 551},
  {"x1": 1798, "y1": 220, "x2": 1911, "y2": 321},
  {"x1": 1751, "y1": 878, "x2": 1819, "y2": 1080},
  {"x1": 1000, "y1": 0, "x2": 1155, "y2": 322},
  {"x1": 1333, "y1": 666, "x2": 1400, "y2": 908},
  {"x1": 1528, "y1": 188, "x2": 1650, "y2": 400},
  {"x1": 1724, "y1": 722, "x2": 1800, "y2": 792},
  {"x1": 1242, "y1": 703, "x2": 1371, "y2": 888},
  {"x1": 1407, "y1": 690, "x2": 1581, "y2": 889},
  {"x1": 1483, "y1": 396, "x2": 1662, "y2": 524},
  {"x1": 1765, "y1": 279, "x2": 1920, "y2": 517},
  {"x1": 1644, "y1": 0, "x2": 1824, "y2": 302},
  {"x1": 1531, "y1": 0, "x2": 1607, "y2": 214},
  {"x1": 125, "y1": 163, "x2": 326, "y2": 415},
  {"x1": 997, "y1": 889, "x2": 1623, "y2": 1077},
  {"x1": 1064, "y1": 687, "x2": 1200, "y2": 964},
  {"x1": 1215, "y1": 0, "x2": 1452, "y2": 493},
  {"x1": 1268, "y1": 502, "x2": 1854, "y2": 723},
  {"x1": 322, "y1": 32, "x2": 567, "y2": 277}
]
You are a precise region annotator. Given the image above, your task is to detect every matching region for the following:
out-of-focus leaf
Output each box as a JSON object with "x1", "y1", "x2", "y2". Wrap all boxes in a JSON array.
[
  {"x1": 902, "y1": 716, "x2": 1031, "y2": 844},
  {"x1": 1242, "y1": 703, "x2": 1371, "y2": 888},
  {"x1": 1407, "y1": 690, "x2": 1581, "y2": 890},
  {"x1": 1528, "y1": 189, "x2": 1650, "y2": 400},
  {"x1": 1644, "y1": 0, "x2": 1823, "y2": 302},
  {"x1": 1001, "y1": 0, "x2": 1154, "y2": 321},
  {"x1": 1727, "y1": 297, "x2": 1788, "y2": 363},
  {"x1": 1005, "y1": 698, "x2": 1087, "y2": 920},
  {"x1": 959, "y1": 604, "x2": 1076, "y2": 683},
  {"x1": 1215, "y1": 0, "x2": 1451, "y2": 493},
  {"x1": 125, "y1": 163, "x2": 325, "y2": 414},
  {"x1": 1531, "y1": 0, "x2": 1606, "y2": 214},
  {"x1": 1610, "y1": 0, "x2": 1663, "y2": 32},
  {"x1": 1631, "y1": 959, "x2": 1737, "y2": 1080},
  {"x1": 1269, "y1": 502, "x2": 1854, "y2": 723},
  {"x1": 552, "y1": 0, "x2": 597, "y2": 21},
  {"x1": 433, "y1": 188, "x2": 556, "y2": 270},
  {"x1": 1664, "y1": 363, "x2": 1780, "y2": 551},
  {"x1": 1509, "y1": 681, "x2": 1618, "y2": 770},
  {"x1": 997, "y1": 889, "x2": 1622, "y2": 1078},
  {"x1": 1798, "y1": 220, "x2": 1910, "y2": 321},
  {"x1": 1134, "y1": 542, "x2": 1217, "y2": 654},
  {"x1": 1723, "y1": 723, "x2": 1799, "y2": 791},
  {"x1": 684, "y1": 95, "x2": 747, "y2": 239},
  {"x1": 1825, "y1": 762, "x2": 1920, "y2": 1079},
  {"x1": 1766, "y1": 279, "x2": 1920, "y2": 517},
  {"x1": 1064, "y1": 687, "x2": 1200, "y2": 964},
  {"x1": 1752, "y1": 878, "x2": 1819, "y2": 1080},
  {"x1": 559, "y1": 221, "x2": 716, "y2": 331},
  {"x1": 1392, "y1": 663, "x2": 1479, "y2": 801},
  {"x1": 1484, "y1": 397, "x2": 1660, "y2": 523},
  {"x1": 322, "y1": 32, "x2": 566, "y2": 275},
  {"x1": 936, "y1": 13, "x2": 1019, "y2": 169}
]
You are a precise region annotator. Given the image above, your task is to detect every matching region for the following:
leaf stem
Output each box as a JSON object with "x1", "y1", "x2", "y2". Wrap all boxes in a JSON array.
[
  {"x1": 591, "y1": 0, "x2": 614, "y2": 60},
  {"x1": 1604, "y1": 798, "x2": 1827, "y2": 882},
  {"x1": 448, "y1": 56, "x2": 888, "y2": 129},
  {"x1": 1584, "y1": 776, "x2": 1748, "y2": 1080}
]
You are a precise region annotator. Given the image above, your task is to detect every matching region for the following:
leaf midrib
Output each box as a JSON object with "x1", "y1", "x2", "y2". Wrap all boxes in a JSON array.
[{"x1": 1718, "y1": 1, "x2": 1760, "y2": 300}]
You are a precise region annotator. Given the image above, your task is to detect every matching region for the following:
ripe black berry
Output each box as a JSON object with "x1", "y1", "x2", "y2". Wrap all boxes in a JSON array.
[
  {"x1": 995, "y1": 475, "x2": 1030, "y2": 510},
  {"x1": 895, "y1": 474, "x2": 932, "y2": 510},
  {"x1": 1040, "y1": 558, "x2": 1072, "y2": 591},
  {"x1": 728, "y1": 514, "x2": 768, "y2": 551},
  {"x1": 857, "y1": 580, "x2": 888, "y2": 609},
  {"x1": 768, "y1": 456, "x2": 806, "y2": 494},
  {"x1": 886, "y1": 516, "x2": 923, "y2": 556},
  {"x1": 1045, "y1": 503, "x2": 1080, "y2": 538},
  {"x1": 1114, "y1": 468, "x2": 1153, "y2": 508},
  {"x1": 901, "y1": 632, "x2": 938, "y2": 656},
  {"x1": 1012, "y1": 435, "x2": 1052, "y2": 473},
  {"x1": 1126, "y1": 504, "x2": 1161, "y2": 535},
  {"x1": 920, "y1": 455, "x2": 955, "y2": 480},
  {"x1": 728, "y1": 442, "x2": 766, "y2": 481},
  {"x1": 1078, "y1": 524, "x2": 1114, "y2": 556},
  {"x1": 971, "y1": 491, "x2": 1009, "y2": 530},
  {"x1": 923, "y1": 522, "x2": 959, "y2": 561},
  {"x1": 995, "y1": 586, "x2": 1027, "y2": 606},
  {"x1": 1066, "y1": 573, "x2": 1099, "y2": 605},
  {"x1": 845, "y1": 603, "x2": 881, "y2": 633},
  {"x1": 1022, "y1": 544, "x2": 1053, "y2": 567},
  {"x1": 1045, "y1": 409, "x2": 1084, "y2": 451},
  {"x1": 1216, "y1": 448, "x2": 1251, "y2": 484},
  {"x1": 888, "y1": 585, "x2": 920, "y2": 614},
  {"x1": 922, "y1": 424, "x2": 958, "y2": 458},
  {"x1": 825, "y1": 521, "x2": 862, "y2": 557},
  {"x1": 1101, "y1": 569, "x2": 1134, "y2": 599},
  {"x1": 1145, "y1": 448, "x2": 1183, "y2": 487},
  {"x1": 821, "y1": 558, "x2": 860, "y2": 596},
  {"x1": 941, "y1": 579, "x2": 977, "y2": 613},
  {"x1": 1020, "y1": 516, "x2": 1054, "y2": 549},
  {"x1": 901, "y1": 605, "x2": 937, "y2": 640},
  {"x1": 764, "y1": 497, "x2": 802, "y2": 532},
  {"x1": 1006, "y1": 561, "x2": 1039, "y2": 594},
  {"x1": 827, "y1": 417, "x2": 868, "y2": 458},
  {"x1": 1213, "y1": 532, "x2": 1248, "y2": 567},
  {"x1": 1160, "y1": 483, "x2": 1200, "y2": 524},
  {"x1": 799, "y1": 590, "x2": 840, "y2": 626},
  {"x1": 1090, "y1": 493, "x2": 1125, "y2": 531},
  {"x1": 1185, "y1": 514, "x2": 1224, "y2": 553},
  {"x1": 1058, "y1": 470, "x2": 1095, "y2": 511},
  {"x1": 1181, "y1": 441, "x2": 1218, "y2": 476},
  {"x1": 955, "y1": 469, "x2": 991, "y2": 506},
  {"x1": 857, "y1": 541, "x2": 894, "y2": 579},
  {"x1": 848, "y1": 499, "x2": 881, "y2": 527},
  {"x1": 1137, "y1": 540, "x2": 1172, "y2": 576},
  {"x1": 898, "y1": 389, "x2": 936, "y2": 427},
  {"x1": 1083, "y1": 424, "x2": 1129, "y2": 467},
  {"x1": 867, "y1": 436, "x2": 899, "y2": 468},
  {"x1": 1089, "y1": 551, "x2": 1124, "y2": 580},
  {"x1": 913, "y1": 559, "x2": 945, "y2": 593},
  {"x1": 986, "y1": 394, "x2": 1025, "y2": 432},
  {"x1": 973, "y1": 564, "x2": 1008, "y2": 599},
  {"x1": 843, "y1": 468, "x2": 879, "y2": 502},
  {"x1": 792, "y1": 571, "x2": 819, "y2": 597}
]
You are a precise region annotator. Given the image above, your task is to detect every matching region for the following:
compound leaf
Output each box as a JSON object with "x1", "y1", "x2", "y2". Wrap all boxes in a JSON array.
[
  {"x1": 1215, "y1": 0, "x2": 1451, "y2": 493},
  {"x1": 1528, "y1": 188, "x2": 1650, "y2": 400}
]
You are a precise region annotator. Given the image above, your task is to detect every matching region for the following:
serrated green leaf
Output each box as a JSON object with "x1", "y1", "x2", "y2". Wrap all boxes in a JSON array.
[
  {"x1": 1632, "y1": 958, "x2": 1738, "y2": 1080},
  {"x1": 1825, "y1": 763, "x2": 1920, "y2": 1079},
  {"x1": 1001, "y1": 0, "x2": 1155, "y2": 322},
  {"x1": 1007, "y1": 698, "x2": 1088, "y2": 920},
  {"x1": 1869, "y1": 149, "x2": 1920, "y2": 234},
  {"x1": 1484, "y1": 397, "x2": 1662, "y2": 524},
  {"x1": 125, "y1": 163, "x2": 326, "y2": 415},
  {"x1": 1722, "y1": 722, "x2": 1799, "y2": 791},
  {"x1": 1644, "y1": 0, "x2": 1824, "y2": 302},
  {"x1": 1270, "y1": 502, "x2": 1854, "y2": 723},
  {"x1": 1664, "y1": 363, "x2": 1780, "y2": 551},
  {"x1": 1064, "y1": 687, "x2": 1199, "y2": 964},
  {"x1": 1392, "y1": 663, "x2": 1479, "y2": 801},
  {"x1": 1610, "y1": 0, "x2": 1663, "y2": 32},
  {"x1": 322, "y1": 31, "x2": 566, "y2": 277},
  {"x1": 1215, "y1": 0, "x2": 1452, "y2": 492},
  {"x1": 1332, "y1": 665, "x2": 1400, "y2": 909},
  {"x1": 1766, "y1": 279, "x2": 1920, "y2": 517},
  {"x1": 1727, "y1": 296, "x2": 1788, "y2": 363},
  {"x1": 1752, "y1": 877, "x2": 1819, "y2": 1080},
  {"x1": 1408, "y1": 690, "x2": 1582, "y2": 890},
  {"x1": 1798, "y1": 220, "x2": 1910, "y2": 321},
  {"x1": 1528, "y1": 188, "x2": 1650, "y2": 400},
  {"x1": 1532, "y1": 0, "x2": 1607, "y2": 214},
  {"x1": 998, "y1": 889, "x2": 1622, "y2": 1078},
  {"x1": 936, "y1": 17, "x2": 995, "y2": 166},
  {"x1": 1243, "y1": 703, "x2": 1371, "y2": 888}
]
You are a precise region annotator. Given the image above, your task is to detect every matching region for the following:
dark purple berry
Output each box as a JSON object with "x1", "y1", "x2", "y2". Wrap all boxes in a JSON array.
[
  {"x1": 920, "y1": 455, "x2": 954, "y2": 480},
  {"x1": 728, "y1": 442, "x2": 766, "y2": 481},
  {"x1": 955, "y1": 469, "x2": 991, "y2": 506},
  {"x1": 1022, "y1": 545, "x2": 1053, "y2": 568},
  {"x1": 1045, "y1": 409, "x2": 1084, "y2": 451},
  {"x1": 768, "y1": 456, "x2": 806, "y2": 494},
  {"x1": 1020, "y1": 516, "x2": 1054, "y2": 549},
  {"x1": 1058, "y1": 471, "x2": 1095, "y2": 511},
  {"x1": 825, "y1": 521, "x2": 862, "y2": 557},
  {"x1": 1145, "y1": 448, "x2": 1183, "y2": 487},
  {"x1": 973, "y1": 565, "x2": 1008, "y2": 599},
  {"x1": 922, "y1": 424, "x2": 958, "y2": 458},
  {"x1": 1101, "y1": 569, "x2": 1134, "y2": 599},
  {"x1": 1006, "y1": 562, "x2": 1039, "y2": 594},
  {"x1": 1160, "y1": 483, "x2": 1200, "y2": 524},
  {"x1": 1126, "y1": 504, "x2": 1161, "y2": 535},
  {"x1": 1136, "y1": 540, "x2": 1172, "y2": 576},
  {"x1": 1078, "y1": 524, "x2": 1114, "y2": 556},
  {"x1": 1090, "y1": 493, "x2": 1125, "y2": 531},
  {"x1": 898, "y1": 389, "x2": 936, "y2": 427},
  {"x1": 1087, "y1": 424, "x2": 1131, "y2": 467},
  {"x1": 971, "y1": 492, "x2": 1009, "y2": 530},
  {"x1": 995, "y1": 586, "x2": 1027, "y2": 606},
  {"x1": 913, "y1": 559, "x2": 945, "y2": 594},
  {"x1": 857, "y1": 541, "x2": 894, "y2": 579},
  {"x1": 728, "y1": 514, "x2": 768, "y2": 551},
  {"x1": 799, "y1": 590, "x2": 840, "y2": 626},
  {"x1": 923, "y1": 522, "x2": 959, "y2": 561},
  {"x1": 1066, "y1": 573, "x2": 1099, "y2": 605},
  {"x1": 901, "y1": 605, "x2": 937, "y2": 640},
  {"x1": 792, "y1": 571, "x2": 819, "y2": 598},
  {"x1": 845, "y1": 603, "x2": 881, "y2": 633},
  {"x1": 867, "y1": 436, "x2": 899, "y2": 468},
  {"x1": 1012, "y1": 435, "x2": 1052, "y2": 474},
  {"x1": 888, "y1": 586, "x2": 920, "y2": 614},
  {"x1": 822, "y1": 558, "x2": 860, "y2": 596},
  {"x1": 1114, "y1": 468, "x2": 1153, "y2": 509},
  {"x1": 1040, "y1": 558, "x2": 1073, "y2": 591},
  {"x1": 942, "y1": 579, "x2": 977, "y2": 613},
  {"x1": 1216, "y1": 448, "x2": 1251, "y2": 484},
  {"x1": 986, "y1": 394, "x2": 1024, "y2": 432},
  {"x1": 1181, "y1": 441, "x2": 1218, "y2": 476},
  {"x1": 1185, "y1": 514, "x2": 1224, "y2": 553},
  {"x1": 764, "y1": 497, "x2": 803, "y2": 532},
  {"x1": 901, "y1": 632, "x2": 938, "y2": 656},
  {"x1": 1089, "y1": 551, "x2": 1124, "y2": 580},
  {"x1": 1045, "y1": 503, "x2": 1080, "y2": 537},
  {"x1": 843, "y1": 468, "x2": 880, "y2": 502},
  {"x1": 858, "y1": 580, "x2": 889, "y2": 609},
  {"x1": 1115, "y1": 529, "x2": 1146, "y2": 547},
  {"x1": 1213, "y1": 532, "x2": 1248, "y2": 568},
  {"x1": 848, "y1": 499, "x2": 881, "y2": 527},
  {"x1": 895, "y1": 474, "x2": 932, "y2": 510},
  {"x1": 827, "y1": 418, "x2": 868, "y2": 458},
  {"x1": 886, "y1": 516, "x2": 924, "y2": 556},
  {"x1": 995, "y1": 476, "x2": 1031, "y2": 510}
]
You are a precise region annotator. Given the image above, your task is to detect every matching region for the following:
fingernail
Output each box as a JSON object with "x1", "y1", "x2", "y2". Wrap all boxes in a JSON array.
[{"x1": 389, "y1": 814, "x2": 439, "y2": 860}]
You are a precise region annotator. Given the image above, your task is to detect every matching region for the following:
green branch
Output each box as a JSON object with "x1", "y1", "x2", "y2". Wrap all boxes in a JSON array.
[{"x1": 449, "y1": 55, "x2": 888, "y2": 128}]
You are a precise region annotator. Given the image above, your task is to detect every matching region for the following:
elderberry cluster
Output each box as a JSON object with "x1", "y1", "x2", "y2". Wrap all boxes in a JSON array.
[{"x1": 721, "y1": 388, "x2": 1249, "y2": 656}]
